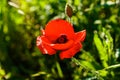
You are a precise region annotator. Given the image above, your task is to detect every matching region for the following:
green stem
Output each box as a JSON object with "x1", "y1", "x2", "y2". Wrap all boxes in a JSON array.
[
  {"x1": 101, "y1": 64, "x2": 120, "y2": 70},
  {"x1": 72, "y1": 57, "x2": 120, "y2": 79},
  {"x1": 72, "y1": 57, "x2": 103, "y2": 79}
]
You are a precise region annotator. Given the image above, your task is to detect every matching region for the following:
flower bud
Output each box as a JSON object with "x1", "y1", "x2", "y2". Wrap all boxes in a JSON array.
[{"x1": 65, "y1": 4, "x2": 73, "y2": 17}]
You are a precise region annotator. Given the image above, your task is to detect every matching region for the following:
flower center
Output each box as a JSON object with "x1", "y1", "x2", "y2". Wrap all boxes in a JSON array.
[{"x1": 56, "y1": 35, "x2": 68, "y2": 44}]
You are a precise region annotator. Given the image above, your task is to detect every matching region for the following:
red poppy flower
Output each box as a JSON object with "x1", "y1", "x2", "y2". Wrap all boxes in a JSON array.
[{"x1": 36, "y1": 19, "x2": 86, "y2": 60}]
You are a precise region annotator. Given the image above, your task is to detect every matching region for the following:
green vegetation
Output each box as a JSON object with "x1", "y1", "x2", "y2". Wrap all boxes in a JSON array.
[{"x1": 0, "y1": 0, "x2": 120, "y2": 80}]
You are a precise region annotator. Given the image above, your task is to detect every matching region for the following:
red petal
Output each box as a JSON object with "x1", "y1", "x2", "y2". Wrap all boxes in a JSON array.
[
  {"x1": 42, "y1": 44, "x2": 56, "y2": 55},
  {"x1": 36, "y1": 36, "x2": 56, "y2": 55},
  {"x1": 59, "y1": 42, "x2": 82, "y2": 60},
  {"x1": 75, "y1": 30, "x2": 86, "y2": 43},
  {"x1": 45, "y1": 19, "x2": 75, "y2": 42},
  {"x1": 50, "y1": 40, "x2": 73, "y2": 50},
  {"x1": 40, "y1": 36, "x2": 74, "y2": 50}
]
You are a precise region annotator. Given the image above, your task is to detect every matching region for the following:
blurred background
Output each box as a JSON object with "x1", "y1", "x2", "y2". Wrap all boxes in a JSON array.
[{"x1": 0, "y1": 0, "x2": 120, "y2": 80}]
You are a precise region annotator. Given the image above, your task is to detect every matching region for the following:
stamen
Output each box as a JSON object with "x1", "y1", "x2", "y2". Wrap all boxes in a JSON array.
[{"x1": 56, "y1": 35, "x2": 68, "y2": 44}]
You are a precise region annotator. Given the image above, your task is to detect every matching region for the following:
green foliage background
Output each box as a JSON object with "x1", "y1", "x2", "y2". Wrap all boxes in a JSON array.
[{"x1": 0, "y1": 0, "x2": 120, "y2": 80}]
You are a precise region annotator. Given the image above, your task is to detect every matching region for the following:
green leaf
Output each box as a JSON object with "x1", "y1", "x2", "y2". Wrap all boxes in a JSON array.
[
  {"x1": 94, "y1": 31, "x2": 108, "y2": 67},
  {"x1": 80, "y1": 60, "x2": 96, "y2": 70},
  {"x1": 56, "y1": 61, "x2": 63, "y2": 78}
]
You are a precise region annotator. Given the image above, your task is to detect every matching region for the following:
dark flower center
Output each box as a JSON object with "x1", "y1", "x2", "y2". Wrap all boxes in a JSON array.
[{"x1": 56, "y1": 35, "x2": 68, "y2": 44}]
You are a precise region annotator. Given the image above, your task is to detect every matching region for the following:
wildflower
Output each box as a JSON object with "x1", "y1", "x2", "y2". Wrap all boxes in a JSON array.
[{"x1": 36, "y1": 19, "x2": 86, "y2": 59}]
